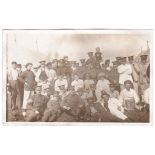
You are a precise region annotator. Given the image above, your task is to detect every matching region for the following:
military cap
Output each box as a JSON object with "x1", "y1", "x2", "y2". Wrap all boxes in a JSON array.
[
  {"x1": 59, "y1": 59, "x2": 65, "y2": 63},
  {"x1": 88, "y1": 52, "x2": 93, "y2": 55},
  {"x1": 140, "y1": 54, "x2": 148, "y2": 60},
  {"x1": 128, "y1": 56, "x2": 134, "y2": 60},
  {"x1": 80, "y1": 59, "x2": 85, "y2": 63},
  {"x1": 52, "y1": 59, "x2": 58, "y2": 62},
  {"x1": 46, "y1": 62, "x2": 52, "y2": 66},
  {"x1": 112, "y1": 61, "x2": 118, "y2": 65},
  {"x1": 124, "y1": 80, "x2": 132, "y2": 85},
  {"x1": 121, "y1": 57, "x2": 127, "y2": 61},
  {"x1": 25, "y1": 63, "x2": 33, "y2": 68},
  {"x1": 39, "y1": 60, "x2": 46, "y2": 64},
  {"x1": 115, "y1": 57, "x2": 122, "y2": 60},
  {"x1": 11, "y1": 61, "x2": 17, "y2": 65},
  {"x1": 63, "y1": 56, "x2": 68, "y2": 59},
  {"x1": 16, "y1": 64, "x2": 22, "y2": 68}
]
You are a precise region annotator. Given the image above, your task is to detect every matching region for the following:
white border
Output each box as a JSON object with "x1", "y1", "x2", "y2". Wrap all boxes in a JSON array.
[{"x1": 2, "y1": 29, "x2": 153, "y2": 126}]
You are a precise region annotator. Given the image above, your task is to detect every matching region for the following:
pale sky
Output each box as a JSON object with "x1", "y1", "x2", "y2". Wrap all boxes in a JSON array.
[{"x1": 4, "y1": 30, "x2": 152, "y2": 66}]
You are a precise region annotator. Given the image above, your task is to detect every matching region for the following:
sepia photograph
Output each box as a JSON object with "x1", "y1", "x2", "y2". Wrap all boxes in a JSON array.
[{"x1": 2, "y1": 29, "x2": 152, "y2": 124}]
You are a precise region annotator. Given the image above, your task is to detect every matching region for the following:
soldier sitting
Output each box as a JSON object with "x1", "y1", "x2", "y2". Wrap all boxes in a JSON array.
[
  {"x1": 109, "y1": 83, "x2": 119, "y2": 99},
  {"x1": 24, "y1": 86, "x2": 48, "y2": 122},
  {"x1": 57, "y1": 88, "x2": 85, "y2": 122},
  {"x1": 42, "y1": 91, "x2": 61, "y2": 122}
]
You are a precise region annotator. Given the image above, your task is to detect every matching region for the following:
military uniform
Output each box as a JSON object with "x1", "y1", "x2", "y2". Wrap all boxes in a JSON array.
[
  {"x1": 95, "y1": 47, "x2": 102, "y2": 62},
  {"x1": 109, "y1": 61, "x2": 120, "y2": 91},
  {"x1": 42, "y1": 97, "x2": 61, "y2": 122},
  {"x1": 134, "y1": 55, "x2": 149, "y2": 100},
  {"x1": 57, "y1": 92, "x2": 84, "y2": 122},
  {"x1": 25, "y1": 94, "x2": 48, "y2": 121}
]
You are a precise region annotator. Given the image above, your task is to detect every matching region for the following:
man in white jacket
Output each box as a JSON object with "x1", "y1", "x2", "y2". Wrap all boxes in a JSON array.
[
  {"x1": 118, "y1": 57, "x2": 133, "y2": 90},
  {"x1": 95, "y1": 73, "x2": 110, "y2": 102},
  {"x1": 71, "y1": 74, "x2": 84, "y2": 91},
  {"x1": 99, "y1": 91, "x2": 127, "y2": 120}
]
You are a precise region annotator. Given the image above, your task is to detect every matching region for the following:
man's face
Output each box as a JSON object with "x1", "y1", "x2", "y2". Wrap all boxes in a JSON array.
[
  {"x1": 74, "y1": 75, "x2": 79, "y2": 80},
  {"x1": 96, "y1": 47, "x2": 100, "y2": 52},
  {"x1": 103, "y1": 95, "x2": 110, "y2": 102},
  {"x1": 35, "y1": 88, "x2": 42, "y2": 95},
  {"x1": 59, "y1": 75, "x2": 63, "y2": 80},
  {"x1": 121, "y1": 60, "x2": 126, "y2": 65},
  {"x1": 141, "y1": 59, "x2": 147, "y2": 64},
  {"x1": 64, "y1": 57, "x2": 68, "y2": 61},
  {"x1": 27, "y1": 65, "x2": 32, "y2": 70},
  {"x1": 125, "y1": 83, "x2": 131, "y2": 90},
  {"x1": 90, "y1": 84, "x2": 96, "y2": 91},
  {"x1": 100, "y1": 76, "x2": 105, "y2": 80},
  {"x1": 16, "y1": 67, "x2": 21, "y2": 71},
  {"x1": 110, "y1": 87, "x2": 115, "y2": 92},
  {"x1": 12, "y1": 64, "x2": 17, "y2": 69},
  {"x1": 41, "y1": 64, "x2": 45, "y2": 68},
  {"x1": 88, "y1": 54, "x2": 93, "y2": 58},
  {"x1": 128, "y1": 59, "x2": 133, "y2": 64},
  {"x1": 85, "y1": 75, "x2": 90, "y2": 80},
  {"x1": 113, "y1": 64, "x2": 117, "y2": 68}
]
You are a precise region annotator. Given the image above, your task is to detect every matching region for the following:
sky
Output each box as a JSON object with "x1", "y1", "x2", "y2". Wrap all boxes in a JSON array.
[{"x1": 4, "y1": 29, "x2": 152, "y2": 66}]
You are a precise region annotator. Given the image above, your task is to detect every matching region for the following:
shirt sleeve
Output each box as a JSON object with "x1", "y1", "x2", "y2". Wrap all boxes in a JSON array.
[
  {"x1": 144, "y1": 88, "x2": 149, "y2": 104},
  {"x1": 118, "y1": 91, "x2": 124, "y2": 106},
  {"x1": 133, "y1": 90, "x2": 139, "y2": 103},
  {"x1": 126, "y1": 65, "x2": 132, "y2": 75},
  {"x1": 19, "y1": 71, "x2": 26, "y2": 83},
  {"x1": 64, "y1": 79, "x2": 68, "y2": 89},
  {"x1": 54, "y1": 80, "x2": 59, "y2": 91},
  {"x1": 117, "y1": 66, "x2": 125, "y2": 74}
]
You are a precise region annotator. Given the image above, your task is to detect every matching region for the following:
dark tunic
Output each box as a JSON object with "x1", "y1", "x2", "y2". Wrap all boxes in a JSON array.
[{"x1": 19, "y1": 70, "x2": 36, "y2": 91}]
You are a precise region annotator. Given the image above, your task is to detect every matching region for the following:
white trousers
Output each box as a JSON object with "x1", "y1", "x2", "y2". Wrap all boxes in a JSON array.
[{"x1": 22, "y1": 90, "x2": 34, "y2": 109}]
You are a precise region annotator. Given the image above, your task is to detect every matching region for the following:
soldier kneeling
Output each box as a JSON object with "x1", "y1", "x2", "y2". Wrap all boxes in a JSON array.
[{"x1": 24, "y1": 86, "x2": 47, "y2": 122}]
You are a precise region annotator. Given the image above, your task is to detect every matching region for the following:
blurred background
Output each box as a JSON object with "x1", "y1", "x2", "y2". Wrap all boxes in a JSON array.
[{"x1": 4, "y1": 29, "x2": 152, "y2": 67}]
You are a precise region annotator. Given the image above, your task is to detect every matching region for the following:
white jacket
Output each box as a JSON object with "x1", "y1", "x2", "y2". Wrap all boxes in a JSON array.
[{"x1": 118, "y1": 64, "x2": 133, "y2": 85}]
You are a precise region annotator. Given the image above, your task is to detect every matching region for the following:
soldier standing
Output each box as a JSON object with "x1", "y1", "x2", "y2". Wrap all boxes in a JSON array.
[
  {"x1": 134, "y1": 54, "x2": 149, "y2": 101},
  {"x1": 95, "y1": 47, "x2": 102, "y2": 62},
  {"x1": 7, "y1": 61, "x2": 20, "y2": 110},
  {"x1": 19, "y1": 63, "x2": 36, "y2": 116},
  {"x1": 128, "y1": 56, "x2": 139, "y2": 95}
]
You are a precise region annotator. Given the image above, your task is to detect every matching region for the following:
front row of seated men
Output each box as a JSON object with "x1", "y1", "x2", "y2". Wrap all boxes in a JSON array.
[{"x1": 22, "y1": 79, "x2": 149, "y2": 122}]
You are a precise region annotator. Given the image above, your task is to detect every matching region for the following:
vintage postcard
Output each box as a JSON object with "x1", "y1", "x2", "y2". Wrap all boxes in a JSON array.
[{"x1": 2, "y1": 29, "x2": 152, "y2": 125}]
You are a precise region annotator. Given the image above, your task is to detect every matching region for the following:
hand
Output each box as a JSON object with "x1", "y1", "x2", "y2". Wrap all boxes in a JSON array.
[
  {"x1": 35, "y1": 110, "x2": 39, "y2": 114},
  {"x1": 63, "y1": 106, "x2": 70, "y2": 110}
]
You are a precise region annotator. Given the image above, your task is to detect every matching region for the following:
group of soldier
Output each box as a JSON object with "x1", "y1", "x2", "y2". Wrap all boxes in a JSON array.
[{"x1": 6, "y1": 47, "x2": 150, "y2": 122}]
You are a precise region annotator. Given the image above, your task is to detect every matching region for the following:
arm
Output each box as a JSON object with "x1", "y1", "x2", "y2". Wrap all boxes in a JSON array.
[
  {"x1": 118, "y1": 91, "x2": 124, "y2": 106},
  {"x1": 35, "y1": 69, "x2": 41, "y2": 83},
  {"x1": 133, "y1": 90, "x2": 139, "y2": 104},
  {"x1": 64, "y1": 79, "x2": 68, "y2": 90},
  {"x1": 54, "y1": 80, "x2": 59, "y2": 91},
  {"x1": 18, "y1": 71, "x2": 26, "y2": 83},
  {"x1": 125, "y1": 65, "x2": 132, "y2": 75},
  {"x1": 117, "y1": 66, "x2": 126, "y2": 74}
]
